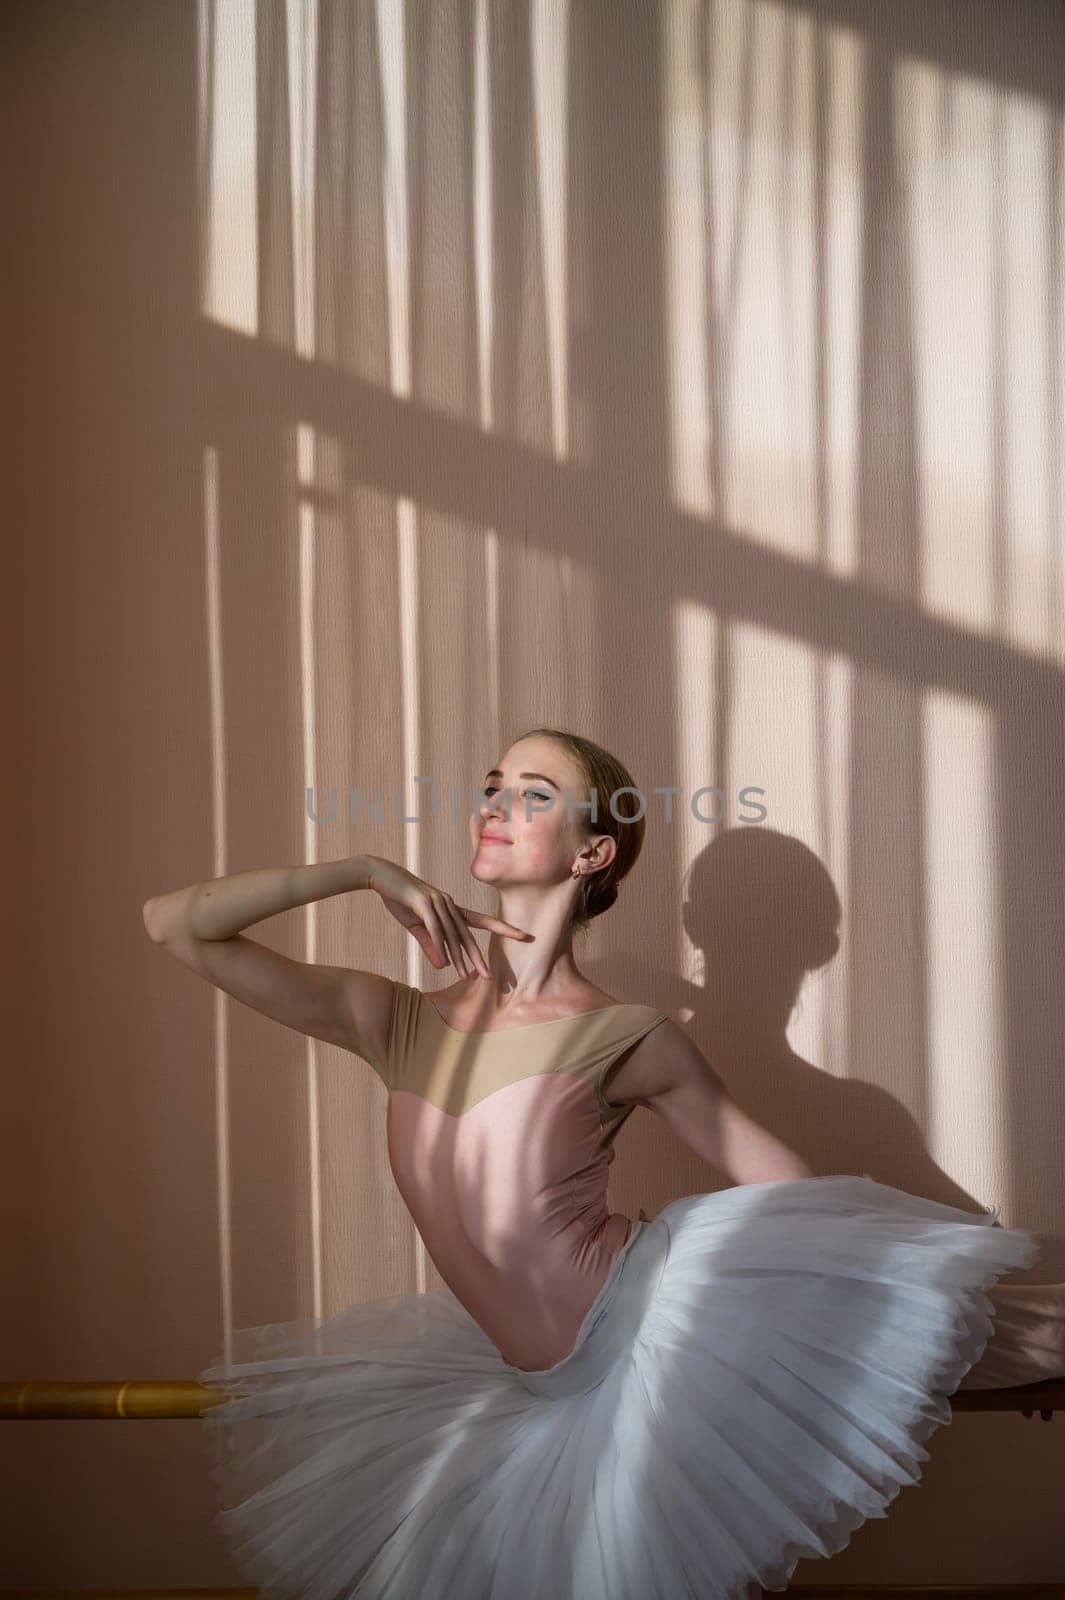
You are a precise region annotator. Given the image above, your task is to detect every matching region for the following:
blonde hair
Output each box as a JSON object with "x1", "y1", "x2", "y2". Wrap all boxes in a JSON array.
[{"x1": 507, "y1": 726, "x2": 647, "y2": 933}]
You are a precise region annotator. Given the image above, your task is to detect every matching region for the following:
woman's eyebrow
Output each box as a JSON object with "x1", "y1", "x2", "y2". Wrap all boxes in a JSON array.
[{"x1": 484, "y1": 769, "x2": 560, "y2": 790}]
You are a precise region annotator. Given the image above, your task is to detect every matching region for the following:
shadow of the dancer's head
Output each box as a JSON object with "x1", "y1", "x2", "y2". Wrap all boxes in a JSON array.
[{"x1": 682, "y1": 825, "x2": 841, "y2": 1033}]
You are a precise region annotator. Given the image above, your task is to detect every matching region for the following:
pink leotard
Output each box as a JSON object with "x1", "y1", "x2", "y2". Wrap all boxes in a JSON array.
[{"x1": 369, "y1": 981, "x2": 670, "y2": 1372}]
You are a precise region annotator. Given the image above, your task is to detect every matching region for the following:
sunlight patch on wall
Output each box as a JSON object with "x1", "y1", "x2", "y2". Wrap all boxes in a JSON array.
[
  {"x1": 198, "y1": 0, "x2": 258, "y2": 334},
  {"x1": 728, "y1": 621, "x2": 822, "y2": 839},
  {"x1": 375, "y1": 0, "x2": 411, "y2": 396},
  {"x1": 286, "y1": 0, "x2": 319, "y2": 359},
  {"x1": 661, "y1": 0, "x2": 865, "y2": 574},
  {"x1": 529, "y1": 0, "x2": 571, "y2": 457},
  {"x1": 473, "y1": 0, "x2": 570, "y2": 450},
  {"x1": 901, "y1": 60, "x2": 1064, "y2": 665},
  {"x1": 673, "y1": 600, "x2": 723, "y2": 1009},
  {"x1": 922, "y1": 690, "x2": 1003, "y2": 1200},
  {"x1": 196, "y1": 0, "x2": 318, "y2": 351}
]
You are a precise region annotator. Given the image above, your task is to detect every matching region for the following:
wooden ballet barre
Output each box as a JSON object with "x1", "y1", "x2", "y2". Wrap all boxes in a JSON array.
[
  {"x1": 1, "y1": 1378, "x2": 1062, "y2": 1421},
  {"x1": 0, "y1": 1381, "x2": 224, "y2": 1419}
]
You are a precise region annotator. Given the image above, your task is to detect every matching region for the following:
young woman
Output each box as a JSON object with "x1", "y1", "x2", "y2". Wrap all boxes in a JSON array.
[{"x1": 145, "y1": 726, "x2": 1045, "y2": 1600}]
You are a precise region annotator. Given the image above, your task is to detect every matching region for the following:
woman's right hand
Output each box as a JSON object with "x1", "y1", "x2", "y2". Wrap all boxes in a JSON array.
[{"x1": 364, "y1": 856, "x2": 530, "y2": 978}]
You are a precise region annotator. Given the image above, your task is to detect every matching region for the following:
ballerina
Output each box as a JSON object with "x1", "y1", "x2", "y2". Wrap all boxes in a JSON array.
[{"x1": 144, "y1": 725, "x2": 1056, "y2": 1600}]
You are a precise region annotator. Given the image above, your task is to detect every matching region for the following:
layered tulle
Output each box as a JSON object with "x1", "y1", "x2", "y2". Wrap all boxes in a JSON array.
[{"x1": 198, "y1": 1175, "x2": 1038, "y2": 1600}]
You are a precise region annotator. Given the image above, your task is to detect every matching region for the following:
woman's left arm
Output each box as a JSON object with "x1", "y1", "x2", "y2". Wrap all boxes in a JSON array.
[{"x1": 623, "y1": 1019, "x2": 814, "y2": 1186}]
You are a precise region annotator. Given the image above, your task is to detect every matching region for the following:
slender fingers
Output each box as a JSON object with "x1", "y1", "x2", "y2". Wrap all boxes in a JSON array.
[
  {"x1": 455, "y1": 909, "x2": 490, "y2": 978},
  {"x1": 437, "y1": 893, "x2": 487, "y2": 977},
  {"x1": 418, "y1": 895, "x2": 528, "y2": 973},
  {"x1": 418, "y1": 897, "x2": 451, "y2": 969},
  {"x1": 425, "y1": 892, "x2": 474, "y2": 977}
]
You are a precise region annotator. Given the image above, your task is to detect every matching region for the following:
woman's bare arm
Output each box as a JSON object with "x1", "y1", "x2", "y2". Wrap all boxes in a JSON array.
[
  {"x1": 142, "y1": 855, "x2": 394, "y2": 1066},
  {"x1": 617, "y1": 1019, "x2": 814, "y2": 1186},
  {"x1": 143, "y1": 855, "x2": 380, "y2": 943}
]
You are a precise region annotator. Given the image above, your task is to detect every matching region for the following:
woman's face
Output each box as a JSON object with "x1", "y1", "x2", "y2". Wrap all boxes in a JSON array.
[{"x1": 468, "y1": 737, "x2": 589, "y2": 890}]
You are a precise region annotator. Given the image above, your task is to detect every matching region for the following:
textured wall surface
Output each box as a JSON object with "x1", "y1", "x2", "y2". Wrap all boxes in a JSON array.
[{"x1": 4, "y1": 0, "x2": 1064, "y2": 1586}]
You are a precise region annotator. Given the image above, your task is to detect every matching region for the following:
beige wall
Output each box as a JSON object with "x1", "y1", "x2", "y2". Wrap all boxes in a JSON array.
[{"x1": 4, "y1": 0, "x2": 1063, "y2": 1587}]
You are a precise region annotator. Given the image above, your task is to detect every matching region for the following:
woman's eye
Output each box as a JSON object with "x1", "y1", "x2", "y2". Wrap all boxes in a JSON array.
[{"x1": 481, "y1": 784, "x2": 548, "y2": 802}]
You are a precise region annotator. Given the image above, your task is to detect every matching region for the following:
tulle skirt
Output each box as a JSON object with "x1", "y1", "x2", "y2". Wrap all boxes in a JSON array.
[{"x1": 197, "y1": 1174, "x2": 1038, "y2": 1600}]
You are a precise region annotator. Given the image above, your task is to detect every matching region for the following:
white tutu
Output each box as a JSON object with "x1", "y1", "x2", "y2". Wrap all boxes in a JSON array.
[{"x1": 198, "y1": 1174, "x2": 1038, "y2": 1600}]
